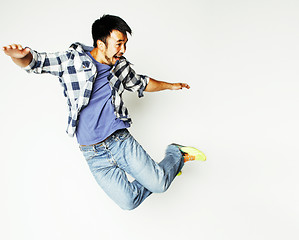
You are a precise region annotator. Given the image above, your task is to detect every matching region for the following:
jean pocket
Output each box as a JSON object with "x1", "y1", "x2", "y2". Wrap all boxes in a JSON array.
[
  {"x1": 116, "y1": 129, "x2": 130, "y2": 141},
  {"x1": 82, "y1": 150, "x2": 97, "y2": 161}
]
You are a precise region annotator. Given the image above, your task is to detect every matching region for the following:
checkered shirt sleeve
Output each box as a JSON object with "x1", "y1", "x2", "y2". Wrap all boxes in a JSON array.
[{"x1": 110, "y1": 58, "x2": 149, "y2": 98}]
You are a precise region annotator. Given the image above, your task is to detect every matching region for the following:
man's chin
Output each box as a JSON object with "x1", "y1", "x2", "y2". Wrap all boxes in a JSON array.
[{"x1": 111, "y1": 57, "x2": 120, "y2": 65}]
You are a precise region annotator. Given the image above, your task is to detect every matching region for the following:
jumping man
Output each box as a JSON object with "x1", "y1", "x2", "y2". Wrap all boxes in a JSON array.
[{"x1": 3, "y1": 14, "x2": 206, "y2": 210}]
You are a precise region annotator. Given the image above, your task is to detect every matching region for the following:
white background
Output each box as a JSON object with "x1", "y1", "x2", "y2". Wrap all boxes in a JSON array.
[{"x1": 1, "y1": 0, "x2": 299, "y2": 239}]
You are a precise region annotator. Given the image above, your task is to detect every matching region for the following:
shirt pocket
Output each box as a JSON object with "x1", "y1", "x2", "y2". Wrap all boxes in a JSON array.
[
  {"x1": 76, "y1": 61, "x2": 92, "y2": 72},
  {"x1": 73, "y1": 54, "x2": 92, "y2": 72}
]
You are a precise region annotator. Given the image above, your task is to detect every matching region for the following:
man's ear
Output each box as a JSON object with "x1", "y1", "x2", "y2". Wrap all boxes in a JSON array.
[{"x1": 96, "y1": 40, "x2": 106, "y2": 51}]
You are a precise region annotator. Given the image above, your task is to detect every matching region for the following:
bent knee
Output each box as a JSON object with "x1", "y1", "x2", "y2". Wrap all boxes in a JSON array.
[
  {"x1": 148, "y1": 183, "x2": 168, "y2": 193},
  {"x1": 118, "y1": 199, "x2": 139, "y2": 211}
]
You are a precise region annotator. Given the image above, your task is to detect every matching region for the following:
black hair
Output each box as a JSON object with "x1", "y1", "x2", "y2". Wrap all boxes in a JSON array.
[{"x1": 92, "y1": 14, "x2": 132, "y2": 47}]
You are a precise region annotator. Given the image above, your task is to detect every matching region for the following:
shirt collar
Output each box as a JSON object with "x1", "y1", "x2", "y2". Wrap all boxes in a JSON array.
[{"x1": 69, "y1": 42, "x2": 93, "y2": 53}]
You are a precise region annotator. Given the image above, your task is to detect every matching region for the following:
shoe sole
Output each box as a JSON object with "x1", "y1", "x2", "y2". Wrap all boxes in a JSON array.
[{"x1": 180, "y1": 146, "x2": 207, "y2": 161}]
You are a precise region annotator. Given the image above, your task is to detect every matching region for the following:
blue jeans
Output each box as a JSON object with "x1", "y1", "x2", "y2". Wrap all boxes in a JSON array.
[{"x1": 79, "y1": 129, "x2": 184, "y2": 210}]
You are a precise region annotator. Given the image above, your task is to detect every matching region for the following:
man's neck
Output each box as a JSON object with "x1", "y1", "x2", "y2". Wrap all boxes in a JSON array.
[{"x1": 90, "y1": 48, "x2": 105, "y2": 64}]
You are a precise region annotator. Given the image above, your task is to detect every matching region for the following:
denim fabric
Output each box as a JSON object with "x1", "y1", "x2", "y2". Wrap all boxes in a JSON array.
[{"x1": 80, "y1": 129, "x2": 184, "y2": 210}]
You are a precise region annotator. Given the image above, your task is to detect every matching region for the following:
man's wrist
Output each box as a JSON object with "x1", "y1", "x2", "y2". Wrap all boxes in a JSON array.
[{"x1": 168, "y1": 82, "x2": 174, "y2": 90}]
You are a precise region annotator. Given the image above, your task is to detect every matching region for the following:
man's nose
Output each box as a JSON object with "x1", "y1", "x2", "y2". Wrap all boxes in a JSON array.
[{"x1": 120, "y1": 44, "x2": 126, "y2": 54}]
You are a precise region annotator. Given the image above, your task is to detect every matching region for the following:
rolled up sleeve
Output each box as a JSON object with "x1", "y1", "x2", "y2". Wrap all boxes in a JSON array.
[
  {"x1": 23, "y1": 49, "x2": 38, "y2": 72},
  {"x1": 23, "y1": 48, "x2": 71, "y2": 77},
  {"x1": 123, "y1": 65, "x2": 150, "y2": 98}
]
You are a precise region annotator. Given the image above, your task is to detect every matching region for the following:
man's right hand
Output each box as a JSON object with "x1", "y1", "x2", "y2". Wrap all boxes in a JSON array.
[{"x1": 3, "y1": 44, "x2": 33, "y2": 67}]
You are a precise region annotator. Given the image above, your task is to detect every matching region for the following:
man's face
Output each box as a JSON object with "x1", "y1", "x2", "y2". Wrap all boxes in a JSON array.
[{"x1": 102, "y1": 30, "x2": 128, "y2": 66}]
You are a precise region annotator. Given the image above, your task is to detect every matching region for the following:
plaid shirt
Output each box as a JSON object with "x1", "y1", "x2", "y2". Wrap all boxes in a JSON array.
[{"x1": 24, "y1": 42, "x2": 149, "y2": 137}]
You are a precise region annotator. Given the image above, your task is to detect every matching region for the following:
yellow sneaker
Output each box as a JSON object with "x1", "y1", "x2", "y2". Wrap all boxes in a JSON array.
[{"x1": 172, "y1": 144, "x2": 206, "y2": 163}]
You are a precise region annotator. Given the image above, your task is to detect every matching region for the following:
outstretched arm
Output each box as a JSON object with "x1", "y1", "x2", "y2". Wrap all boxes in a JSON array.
[
  {"x1": 145, "y1": 78, "x2": 190, "y2": 92},
  {"x1": 3, "y1": 44, "x2": 73, "y2": 77},
  {"x1": 3, "y1": 44, "x2": 33, "y2": 68}
]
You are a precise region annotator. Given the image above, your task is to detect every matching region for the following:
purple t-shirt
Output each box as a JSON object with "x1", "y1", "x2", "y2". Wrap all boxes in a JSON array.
[{"x1": 76, "y1": 52, "x2": 130, "y2": 145}]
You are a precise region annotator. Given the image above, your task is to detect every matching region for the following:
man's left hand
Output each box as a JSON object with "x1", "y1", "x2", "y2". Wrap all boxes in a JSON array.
[{"x1": 170, "y1": 83, "x2": 190, "y2": 90}]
